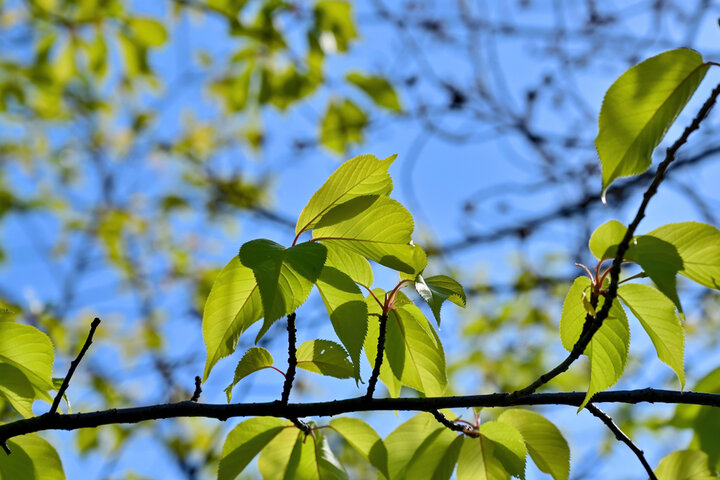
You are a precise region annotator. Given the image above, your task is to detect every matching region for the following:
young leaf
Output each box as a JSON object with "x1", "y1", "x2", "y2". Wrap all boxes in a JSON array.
[
  {"x1": 202, "y1": 257, "x2": 263, "y2": 381},
  {"x1": 456, "y1": 422, "x2": 527, "y2": 480},
  {"x1": 0, "y1": 434, "x2": 65, "y2": 480},
  {"x1": 218, "y1": 417, "x2": 286, "y2": 480},
  {"x1": 258, "y1": 425, "x2": 348, "y2": 480},
  {"x1": 654, "y1": 450, "x2": 717, "y2": 480},
  {"x1": 596, "y1": 48, "x2": 709, "y2": 199},
  {"x1": 498, "y1": 409, "x2": 570, "y2": 480},
  {"x1": 239, "y1": 239, "x2": 327, "y2": 342},
  {"x1": 325, "y1": 242, "x2": 374, "y2": 287},
  {"x1": 645, "y1": 222, "x2": 720, "y2": 290},
  {"x1": 618, "y1": 283, "x2": 684, "y2": 387},
  {"x1": 588, "y1": 219, "x2": 628, "y2": 260},
  {"x1": 405, "y1": 429, "x2": 462, "y2": 480},
  {"x1": 316, "y1": 248, "x2": 369, "y2": 380},
  {"x1": 414, "y1": 274, "x2": 467, "y2": 325},
  {"x1": 384, "y1": 413, "x2": 443, "y2": 479},
  {"x1": 296, "y1": 339, "x2": 354, "y2": 379},
  {"x1": 560, "y1": 277, "x2": 630, "y2": 410},
  {"x1": 224, "y1": 347, "x2": 275, "y2": 402},
  {"x1": 296, "y1": 153, "x2": 395, "y2": 236},
  {"x1": 625, "y1": 235, "x2": 684, "y2": 313},
  {"x1": 313, "y1": 195, "x2": 427, "y2": 275},
  {"x1": 346, "y1": 72, "x2": 402, "y2": 112},
  {"x1": 330, "y1": 417, "x2": 390, "y2": 478}
]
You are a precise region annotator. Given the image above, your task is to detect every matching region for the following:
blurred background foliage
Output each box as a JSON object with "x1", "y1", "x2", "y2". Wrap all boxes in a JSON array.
[{"x1": 2, "y1": 0, "x2": 720, "y2": 478}]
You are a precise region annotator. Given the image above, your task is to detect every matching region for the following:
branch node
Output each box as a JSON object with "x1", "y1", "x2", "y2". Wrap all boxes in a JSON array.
[
  {"x1": 431, "y1": 410, "x2": 478, "y2": 437},
  {"x1": 190, "y1": 376, "x2": 202, "y2": 402}
]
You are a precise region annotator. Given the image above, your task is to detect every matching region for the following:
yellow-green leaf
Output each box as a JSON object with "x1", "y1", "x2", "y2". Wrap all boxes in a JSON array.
[
  {"x1": 224, "y1": 347, "x2": 275, "y2": 402},
  {"x1": 414, "y1": 274, "x2": 467, "y2": 325},
  {"x1": 596, "y1": 48, "x2": 709, "y2": 199},
  {"x1": 0, "y1": 434, "x2": 65, "y2": 480},
  {"x1": 330, "y1": 417, "x2": 389, "y2": 478},
  {"x1": 654, "y1": 450, "x2": 717, "y2": 480},
  {"x1": 218, "y1": 417, "x2": 286, "y2": 480},
  {"x1": 296, "y1": 339, "x2": 353, "y2": 379},
  {"x1": 320, "y1": 98, "x2": 367, "y2": 153},
  {"x1": 346, "y1": 72, "x2": 402, "y2": 112},
  {"x1": 127, "y1": 17, "x2": 168, "y2": 47}
]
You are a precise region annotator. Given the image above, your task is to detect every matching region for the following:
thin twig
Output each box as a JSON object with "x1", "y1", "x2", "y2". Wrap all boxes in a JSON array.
[
  {"x1": 585, "y1": 403, "x2": 657, "y2": 480},
  {"x1": 431, "y1": 410, "x2": 479, "y2": 437},
  {"x1": 279, "y1": 313, "x2": 310, "y2": 433},
  {"x1": 509, "y1": 82, "x2": 720, "y2": 401},
  {"x1": 189, "y1": 376, "x2": 202, "y2": 402},
  {"x1": 365, "y1": 313, "x2": 388, "y2": 400},
  {"x1": 49, "y1": 317, "x2": 101, "y2": 415}
]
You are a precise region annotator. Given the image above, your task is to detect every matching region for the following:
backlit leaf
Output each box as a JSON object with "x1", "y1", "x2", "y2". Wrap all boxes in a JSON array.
[
  {"x1": 414, "y1": 274, "x2": 467, "y2": 325},
  {"x1": 560, "y1": 277, "x2": 630, "y2": 409},
  {"x1": 330, "y1": 417, "x2": 389, "y2": 478},
  {"x1": 127, "y1": 17, "x2": 168, "y2": 47},
  {"x1": 385, "y1": 413, "x2": 442, "y2": 479},
  {"x1": 202, "y1": 257, "x2": 263, "y2": 381},
  {"x1": 313, "y1": 195, "x2": 427, "y2": 275},
  {"x1": 0, "y1": 434, "x2": 65, "y2": 480},
  {"x1": 588, "y1": 219, "x2": 628, "y2": 260},
  {"x1": 239, "y1": 239, "x2": 327, "y2": 341},
  {"x1": 224, "y1": 347, "x2": 275, "y2": 402},
  {"x1": 346, "y1": 72, "x2": 402, "y2": 112},
  {"x1": 457, "y1": 422, "x2": 527, "y2": 480},
  {"x1": 596, "y1": 48, "x2": 709, "y2": 199},
  {"x1": 218, "y1": 417, "x2": 286, "y2": 480},
  {"x1": 296, "y1": 153, "x2": 395, "y2": 236},
  {"x1": 320, "y1": 99, "x2": 367, "y2": 153},
  {"x1": 498, "y1": 409, "x2": 570, "y2": 480},
  {"x1": 296, "y1": 339, "x2": 354, "y2": 379},
  {"x1": 405, "y1": 429, "x2": 462, "y2": 480},
  {"x1": 618, "y1": 283, "x2": 684, "y2": 387},
  {"x1": 654, "y1": 450, "x2": 717, "y2": 480}
]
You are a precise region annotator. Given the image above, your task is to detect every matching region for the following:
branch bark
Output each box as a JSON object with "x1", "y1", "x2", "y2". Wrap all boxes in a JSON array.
[{"x1": 365, "y1": 313, "x2": 388, "y2": 400}]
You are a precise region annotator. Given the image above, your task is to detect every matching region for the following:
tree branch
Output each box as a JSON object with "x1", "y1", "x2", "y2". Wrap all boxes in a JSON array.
[
  {"x1": 2, "y1": 389, "x2": 720, "y2": 447},
  {"x1": 189, "y1": 376, "x2": 202, "y2": 402},
  {"x1": 279, "y1": 312, "x2": 310, "y2": 433},
  {"x1": 365, "y1": 313, "x2": 388, "y2": 400},
  {"x1": 49, "y1": 317, "x2": 101, "y2": 415},
  {"x1": 585, "y1": 403, "x2": 657, "y2": 480},
  {"x1": 508, "y1": 82, "x2": 720, "y2": 401},
  {"x1": 431, "y1": 409, "x2": 478, "y2": 437}
]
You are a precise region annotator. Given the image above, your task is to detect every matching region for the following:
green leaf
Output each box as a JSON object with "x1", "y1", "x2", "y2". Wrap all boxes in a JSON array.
[
  {"x1": 646, "y1": 222, "x2": 720, "y2": 290},
  {"x1": 313, "y1": 0, "x2": 358, "y2": 52},
  {"x1": 625, "y1": 235, "x2": 684, "y2": 312},
  {"x1": 405, "y1": 429, "x2": 463, "y2": 480},
  {"x1": 313, "y1": 195, "x2": 427, "y2": 275},
  {"x1": 414, "y1": 274, "x2": 467, "y2": 325},
  {"x1": 330, "y1": 417, "x2": 389, "y2": 478},
  {"x1": 296, "y1": 153, "x2": 395, "y2": 236},
  {"x1": 258, "y1": 425, "x2": 348, "y2": 480},
  {"x1": 320, "y1": 99, "x2": 367, "y2": 153},
  {"x1": 0, "y1": 434, "x2": 65, "y2": 480},
  {"x1": 654, "y1": 450, "x2": 717, "y2": 480},
  {"x1": 384, "y1": 413, "x2": 442, "y2": 479},
  {"x1": 239, "y1": 239, "x2": 327, "y2": 341},
  {"x1": 218, "y1": 417, "x2": 286, "y2": 480},
  {"x1": 672, "y1": 368, "x2": 720, "y2": 466},
  {"x1": 324, "y1": 242, "x2": 374, "y2": 287},
  {"x1": 296, "y1": 339, "x2": 354, "y2": 379},
  {"x1": 589, "y1": 219, "x2": 628, "y2": 259},
  {"x1": 315, "y1": 262, "x2": 368, "y2": 380},
  {"x1": 202, "y1": 257, "x2": 263, "y2": 382},
  {"x1": 127, "y1": 17, "x2": 168, "y2": 47},
  {"x1": 365, "y1": 291, "x2": 447, "y2": 396},
  {"x1": 560, "y1": 277, "x2": 630, "y2": 410},
  {"x1": 618, "y1": 283, "x2": 684, "y2": 387},
  {"x1": 498, "y1": 409, "x2": 570, "y2": 480},
  {"x1": 456, "y1": 422, "x2": 527, "y2": 480},
  {"x1": 0, "y1": 322, "x2": 54, "y2": 417},
  {"x1": 224, "y1": 347, "x2": 275, "y2": 402},
  {"x1": 596, "y1": 48, "x2": 709, "y2": 199},
  {"x1": 346, "y1": 72, "x2": 402, "y2": 112}
]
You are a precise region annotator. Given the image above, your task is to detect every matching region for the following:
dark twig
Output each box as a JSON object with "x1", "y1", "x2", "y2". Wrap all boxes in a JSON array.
[
  {"x1": 189, "y1": 376, "x2": 202, "y2": 402},
  {"x1": 585, "y1": 403, "x2": 657, "y2": 480},
  {"x1": 509, "y1": 82, "x2": 720, "y2": 401},
  {"x1": 279, "y1": 313, "x2": 310, "y2": 433},
  {"x1": 365, "y1": 313, "x2": 388, "y2": 400},
  {"x1": 3, "y1": 389, "x2": 720, "y2": 446},
  {"x1": 49, "y1": 317, "x2": 101, "y2": 415},
  {"x1": 431, "y1": 410, "x2": 479, "y2": 437}
]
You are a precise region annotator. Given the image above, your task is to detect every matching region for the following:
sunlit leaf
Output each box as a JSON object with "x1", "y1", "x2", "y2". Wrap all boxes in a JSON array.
[
  {"x1": 0, "y1": 434, "x2": 65, "y2": 480},
  {"x1": 313, "y1": 1, "x2": 358, "y2": 52},
  {"x1": 313, "y1": 195, "x2": 427, "y2": 275},
  {"x1": 330, "y1": 417, "x2": 389, "y2": 478},
  {"x1": 127, "y1": 17, "x2": 168, "y2": 47},
  {"x1": 385, "y1": 413, "x2": 442, "y2": 479},
  {"x1": 560, "y1": 277, "x2": 630, "y2": 409},
  {"x1": 618, "y1": 283, "x2": 684, "y2": 387},
  {"x1": 218, "y1": 417, "x2": 286, "y2": 480},
  {"x1": 588, "y1": 219, "x2": 628, "y2": 260},
  {"x1": 296, "y1": 153, "x2": 395, "y2": 236},
  {"x1": 296, "y1": 339, "x2": 353, "y2": 378},
  {"x1": 202, "y1": 257, "x2": 263, "y2": 381},
  {"x1": 498, "y1": 409, "x2": 570, "y2": 480},
  {"x1": 596, "y1": 48, "x2": 709, "y2": 199},
  {"x1": 224, "y1": 347, "x2": 275, "y2": 402},
  {"x1": 346, "y1": 72, "x2": 402, "y2": 112},
  {"x1": 239, "y1": 239, "x2": 327, "y2": 341},
  {"x1": 414, "y1": 274, "x2": 467, "y2": 325},
  {"x1": 654, "y1": 450, "x2": 717, "y2": 480},
  {"x1": 405, "y1": 429, "x2": 462, "y2": 480},
  {"x1": 320, "y1": 98, "x2": 367, "y2": 153}
]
